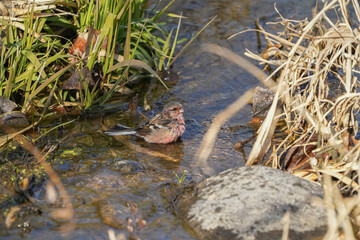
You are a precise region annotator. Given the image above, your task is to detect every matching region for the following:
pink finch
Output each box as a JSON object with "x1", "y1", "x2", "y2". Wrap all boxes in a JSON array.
[{"x1": 105, "y1": 102, "x2": 185, "y2": 144}]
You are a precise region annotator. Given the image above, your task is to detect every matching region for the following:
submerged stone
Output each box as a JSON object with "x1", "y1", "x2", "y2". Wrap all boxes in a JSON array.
[
  {"x1": 96, "y1": 199, "x2": 132, "y2": 230},
  {"x1": 96, "y1": 198, "x2": 146, "y2": 233},
  {"x1": 179, "y1": 166, "x2": 327, "y2": 240},
  {"x1": 109, "y1": 160, "x2": 145, "y2": 174}
]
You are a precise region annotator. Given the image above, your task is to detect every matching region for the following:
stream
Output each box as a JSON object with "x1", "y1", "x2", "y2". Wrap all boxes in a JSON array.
[{"x1": 1, "y1": 0, "x2": 317, "y2": 239}]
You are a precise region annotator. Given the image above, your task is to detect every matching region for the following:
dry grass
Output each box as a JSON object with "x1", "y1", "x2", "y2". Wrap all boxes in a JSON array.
[
  {"x1": 244, "y1": 0, "x2": 360, "y2": 238},
  {"x1": 198, "y1": 0, "x2": 360, "y2": 238},
  {"x1": 241, "y1": 0, "x2": 360, "y2": 183}
]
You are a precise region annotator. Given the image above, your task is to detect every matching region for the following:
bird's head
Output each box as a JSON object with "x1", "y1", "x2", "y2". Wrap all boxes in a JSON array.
[{"x1": 163, "y1": 102, "x2": 184, "y2": 119}]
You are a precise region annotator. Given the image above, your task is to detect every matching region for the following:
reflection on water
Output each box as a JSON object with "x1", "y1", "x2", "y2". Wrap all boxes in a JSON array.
[{"x1": 0, "y1": 0, "x2": 316, "y2": 239}]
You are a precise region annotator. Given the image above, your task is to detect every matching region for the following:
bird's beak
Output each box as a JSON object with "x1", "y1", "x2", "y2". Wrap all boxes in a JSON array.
[{"x1": 178, "y1": 108, "x2": 184, "y2": 113}]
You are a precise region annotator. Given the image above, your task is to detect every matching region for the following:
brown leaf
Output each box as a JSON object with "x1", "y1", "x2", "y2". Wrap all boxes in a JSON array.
[
  {"x1": 60, "y1": 67, "x2": 95, "y2": 90},
  {"x1": 69, "y1": 33, "x2": 87, "y2": 57},
  {"x1": 280, "y1": 134, "x2": 318, "y2": 172},
  {"x1": 86, "y1": 28, "x2": 109, "y2": 54}
]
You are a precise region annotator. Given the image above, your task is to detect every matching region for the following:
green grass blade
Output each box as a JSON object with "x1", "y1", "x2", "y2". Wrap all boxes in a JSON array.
[
  {"x1": 151, "y1": 0, "x2": 175, "y2": 22},
  {"x1": 109, "y1": 59, "x2": 168, "y2": 89},
  {"x1": 158, "y1": 28, "x2": 172, "y2": 71},
  {"x1": 124, "y1": 0, "x2": 132, "y2": 61},
  {"x1": 168, "y1": 13, "x2": 183, "y2": 67},
  {"x1": 168, "y1": 15, "x2": 217, "y2": 67},
  {"x1": 21, "y1": 49, "x2": 46, "y2": 78},
  {"x1": 23, "y1": 62, "x2": 75, "y2": 111},
  {"x1": 87, "y1": 13, "x2": 116, "y2": 69}
]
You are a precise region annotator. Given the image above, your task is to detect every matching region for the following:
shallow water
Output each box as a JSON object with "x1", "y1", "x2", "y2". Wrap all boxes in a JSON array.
[{"x1": 1, "y1": 0, "x2": 317, "y2": 239}]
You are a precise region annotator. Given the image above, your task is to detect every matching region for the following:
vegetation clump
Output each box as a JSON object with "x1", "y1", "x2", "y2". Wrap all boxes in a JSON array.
[
  {"x1": 0, "y1": 0, "x2": 182, "y2": 117},
  {"x1": 241, "y1": 0, "x2": 360, "y2": 237},
  {"x1": 244, "y1": 0, "x2": 359, "y2": 183},
  {"x1": 0, "y1": 0, "x2": 191, "y2": 231},
  {"x1": 196, "y1": 0, "x2": 360, "y2": 237}
]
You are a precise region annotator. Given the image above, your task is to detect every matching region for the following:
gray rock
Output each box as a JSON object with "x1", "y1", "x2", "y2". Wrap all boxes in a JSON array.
[
  {"x1": 0, "y1": 96, "x2": 29, "y2": 129},
  {"x1": 0, "y1": 96, "x2": 17, "y2": 113},
  {"x1": 252, "y1": 86, "x2": 274, "y2": 119},
  {"x1": 180, "y1": 166, "x2": 327, "y2": 240},
  {"x1": 0, "y1": 111, "x2": 29, "y2": 127}
]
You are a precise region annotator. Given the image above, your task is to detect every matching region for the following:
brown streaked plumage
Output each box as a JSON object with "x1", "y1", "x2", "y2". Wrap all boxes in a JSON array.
[{"x1": 105, "y1": 102, "x2": 185, "y2": 144}]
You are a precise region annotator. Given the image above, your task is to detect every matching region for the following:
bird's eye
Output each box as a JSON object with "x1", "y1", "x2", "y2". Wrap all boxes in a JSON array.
[{"x1": 172, "y1": 107, "x2": 177, "y2": 111}]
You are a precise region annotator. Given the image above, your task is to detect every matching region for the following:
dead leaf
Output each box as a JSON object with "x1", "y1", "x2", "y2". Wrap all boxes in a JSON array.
[
  {"x1": 279, "y1": 134, "x2": 318, "y2": 172},
  {"x1": 60, "y1": 67, "x2": 95, "y2": 90}
]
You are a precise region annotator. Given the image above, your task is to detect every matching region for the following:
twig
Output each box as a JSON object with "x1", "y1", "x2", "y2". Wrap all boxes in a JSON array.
[{"x1": 233, "y1": 134, "x2": 257, "y2": 149}]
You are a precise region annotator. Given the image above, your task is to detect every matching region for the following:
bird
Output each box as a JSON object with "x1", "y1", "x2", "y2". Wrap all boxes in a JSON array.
[{"x1": 105, "y1": 101, "x2": 185, "y2": 144}]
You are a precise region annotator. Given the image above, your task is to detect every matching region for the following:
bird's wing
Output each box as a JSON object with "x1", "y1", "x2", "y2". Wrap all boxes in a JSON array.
[
  {"x1": 104, "y1": 123, "x2": 136, "y2": 136},
  {"x1": 148, "y1": 113, "x2": 162, "y2": 124},
  {"x1": 152, "y1": 119, "x2": 172, "y2": 128},
  {"x1": 113, "y1": 123, "x2": 134, "y2": 130},
  {"x1": 135, "y1": 119, "x2": 172, "y2": 137}
]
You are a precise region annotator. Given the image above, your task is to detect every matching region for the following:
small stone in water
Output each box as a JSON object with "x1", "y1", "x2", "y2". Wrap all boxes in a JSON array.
[
  {"x1": 252, "y1": 86, "x2": 275, "y2": 119},
  {"x1": 109, "y1": 160, "x2": 145, "y2": 174}
]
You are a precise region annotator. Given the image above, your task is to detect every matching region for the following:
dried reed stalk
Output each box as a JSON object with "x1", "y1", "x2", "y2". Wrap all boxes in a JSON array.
[
  {"x1": 237, "y1": 0, "x2": 360, "y2": 237},
  {"x1": 198, "y1": 0, "x2": 360, "y2": 237},
  {"x1": 196, "y1": 43, "x2": 276, "y2": 175}
]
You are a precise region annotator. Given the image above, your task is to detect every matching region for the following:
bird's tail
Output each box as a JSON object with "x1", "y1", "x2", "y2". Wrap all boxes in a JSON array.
[{"x1": 105, "y1": 123, "x2": 137, "y2": 136}]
